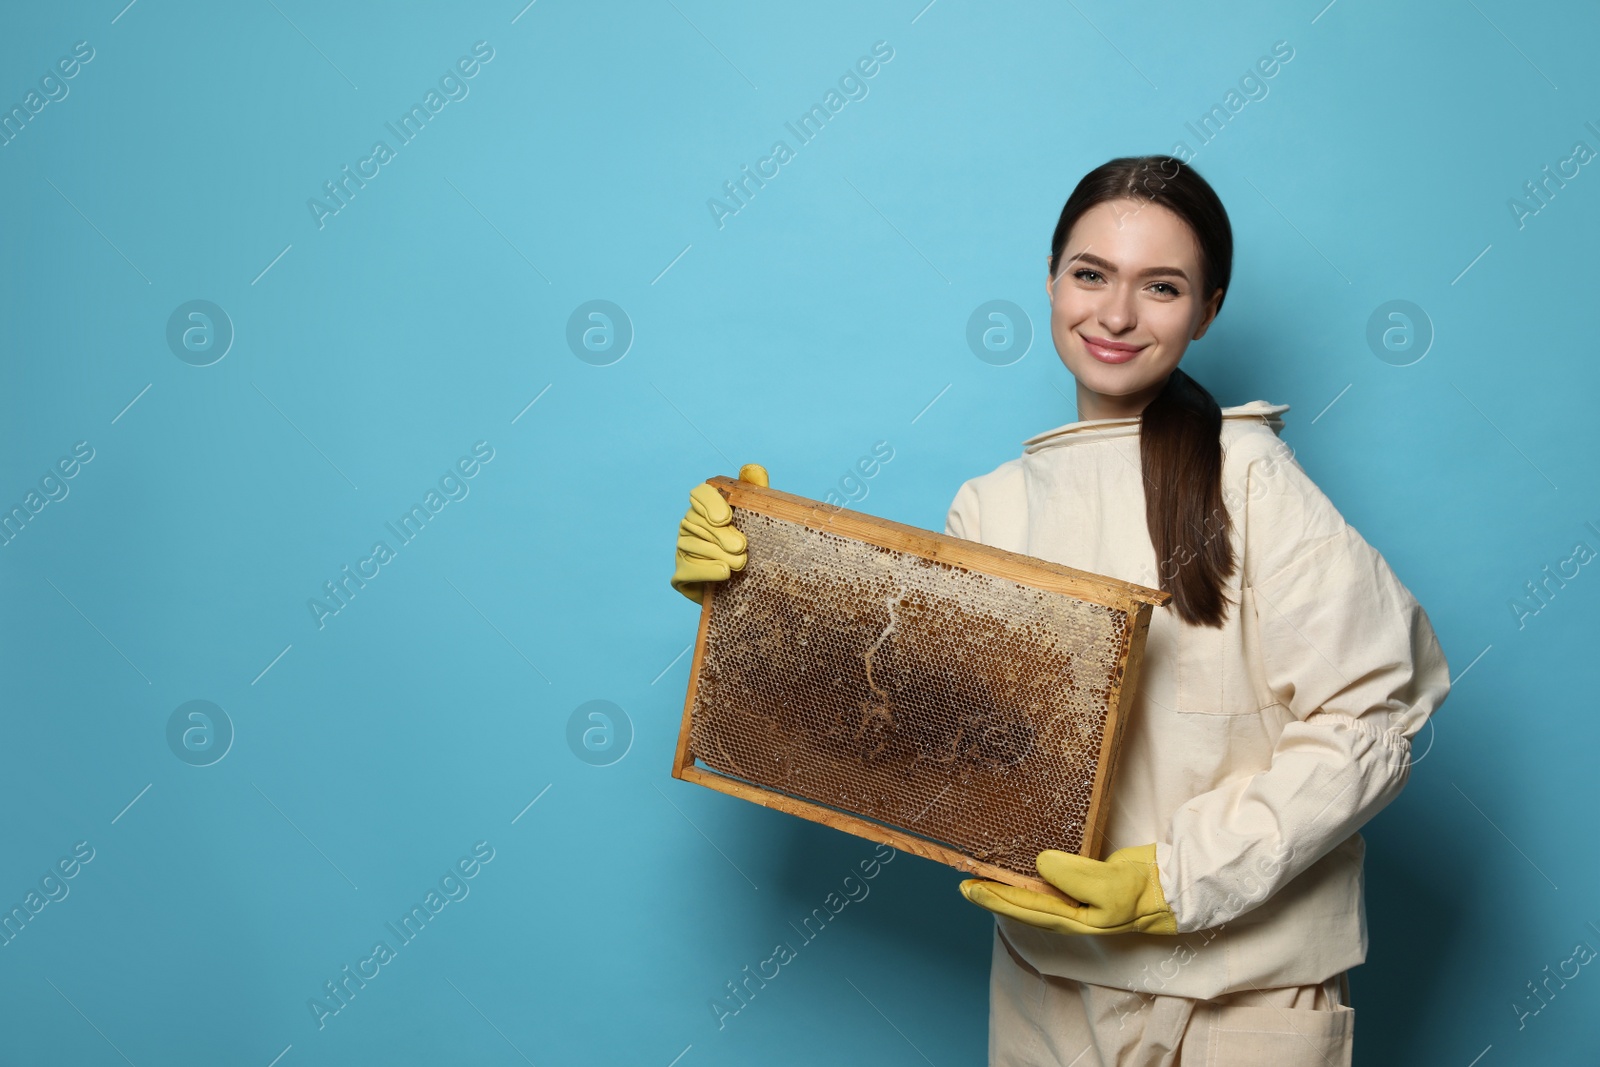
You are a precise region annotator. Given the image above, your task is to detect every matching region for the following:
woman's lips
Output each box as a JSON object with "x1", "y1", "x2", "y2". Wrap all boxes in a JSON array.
[{"x1": 1081, "y1": 334, "x2": 1145, "y2": 364}]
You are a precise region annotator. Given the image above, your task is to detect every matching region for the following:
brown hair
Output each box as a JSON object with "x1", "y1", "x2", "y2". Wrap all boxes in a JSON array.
[{"x1": 1047, "y1": 155, "x2": 1236, "y2": 627}]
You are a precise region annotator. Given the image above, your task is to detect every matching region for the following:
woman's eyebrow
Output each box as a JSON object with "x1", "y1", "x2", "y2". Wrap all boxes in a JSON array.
[{"x1": 1064, "y1": 251, "x2": 1190, "y2": 282}]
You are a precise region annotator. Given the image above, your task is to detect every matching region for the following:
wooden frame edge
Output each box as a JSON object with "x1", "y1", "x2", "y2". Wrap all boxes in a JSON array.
[
  {"x1": 670, "y1": 580, "x2": 718, "y2": 780},
  {"x1": 1079, "y1": 600, "x2": 1156, "y2": 859},
  {"x1": 706, "y1": 475, "x2": 1171, "y2": 612}
]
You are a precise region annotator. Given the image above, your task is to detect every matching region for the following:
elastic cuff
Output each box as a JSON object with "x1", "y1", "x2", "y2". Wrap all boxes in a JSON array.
[{"x1": 1153, "y1": 840, "x2": 1189, "y2": 930}]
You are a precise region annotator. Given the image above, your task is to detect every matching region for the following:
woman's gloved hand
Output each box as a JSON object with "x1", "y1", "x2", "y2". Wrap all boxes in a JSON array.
[
  {"x1": 959, "y1": 843, "x2": 1178, "y2": 936},
  {"x1": 670, "y1": 464, "x2": 770, "y2": 605}
]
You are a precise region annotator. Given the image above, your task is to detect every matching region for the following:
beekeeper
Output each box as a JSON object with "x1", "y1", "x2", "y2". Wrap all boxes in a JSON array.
[{"x1": 669, "y1": 154, "x2": 1451, "y2": 1067}]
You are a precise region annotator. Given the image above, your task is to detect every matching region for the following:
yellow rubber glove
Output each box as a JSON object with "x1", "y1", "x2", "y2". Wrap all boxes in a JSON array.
[
  {"x1": 958, "y1": 843, "x2": 1177, "y2": 936},
  {"x1": 670, "y1": 463, "x2": 770, "y2": 605}
]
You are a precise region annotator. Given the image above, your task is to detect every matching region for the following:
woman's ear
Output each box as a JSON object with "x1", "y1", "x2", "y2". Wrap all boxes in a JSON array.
[{"x1": 1191, "y1": 288, "x2": 1224, "y2": 340}]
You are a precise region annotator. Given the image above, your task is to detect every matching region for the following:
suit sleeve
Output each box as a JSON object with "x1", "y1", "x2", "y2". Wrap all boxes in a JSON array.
[
  {"x1": 1154, "y1": 441, "x2": 1452, "y2": 932},
  {"x1": 944, "y1": 479, "x2": 981, "y2": 540}
]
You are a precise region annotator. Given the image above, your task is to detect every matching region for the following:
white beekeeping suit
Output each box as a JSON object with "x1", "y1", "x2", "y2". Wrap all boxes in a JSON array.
[{"x1": 945, "y1": 400, "x2": 1450, "y2": 1063}]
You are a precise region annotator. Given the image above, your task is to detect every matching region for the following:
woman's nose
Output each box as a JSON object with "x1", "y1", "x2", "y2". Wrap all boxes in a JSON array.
[{"x1": 1097, "y1": 286, "x2": 1136, "y2": 332}]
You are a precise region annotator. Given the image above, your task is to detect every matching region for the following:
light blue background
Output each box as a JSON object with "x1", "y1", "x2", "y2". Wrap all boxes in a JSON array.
[{"x1": 2, "y1": 1, "x2": 1596, "y2": 1064}]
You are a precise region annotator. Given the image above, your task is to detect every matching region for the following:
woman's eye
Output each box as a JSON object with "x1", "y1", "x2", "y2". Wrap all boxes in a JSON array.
[
  {"x1": 1150, "y1": 282, "x2": 1180, "y2": 297},
  {"x1": 1073, "y1": 269, "x2": 1102, "y2": 283}
]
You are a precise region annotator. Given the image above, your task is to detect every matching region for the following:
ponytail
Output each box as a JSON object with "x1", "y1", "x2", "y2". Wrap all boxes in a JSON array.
[{"x1": 1140, "y1": 367, "x2": 1235, "y2": 627}]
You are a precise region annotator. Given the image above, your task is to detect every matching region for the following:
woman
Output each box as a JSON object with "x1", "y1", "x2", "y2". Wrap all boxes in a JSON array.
[{"x1": 670, "y1": 155, "x2": 1450, "y2": 1066}]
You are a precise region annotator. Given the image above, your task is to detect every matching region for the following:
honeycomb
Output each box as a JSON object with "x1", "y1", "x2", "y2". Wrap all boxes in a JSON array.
[{"x1": 686, "y1": 506, "x2": 1134, "y2": 879}]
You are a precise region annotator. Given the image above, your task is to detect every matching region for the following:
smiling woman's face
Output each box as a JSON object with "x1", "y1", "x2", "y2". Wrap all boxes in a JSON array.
[{"x1": 1047, "y1": 197, "x2": 1223, "y2": 422}]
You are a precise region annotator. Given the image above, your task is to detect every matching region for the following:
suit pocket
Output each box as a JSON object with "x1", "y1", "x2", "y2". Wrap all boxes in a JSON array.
[
  {"x1": 1174, "y1": 585, "x2": 1274, "y2": 716},
  {"x1": 1186, "y1": 1001, "x2": 1354, "y2": 1065},
  {"x1": 1175, "y1": 617, "x2": 1223, "y2": 714}
]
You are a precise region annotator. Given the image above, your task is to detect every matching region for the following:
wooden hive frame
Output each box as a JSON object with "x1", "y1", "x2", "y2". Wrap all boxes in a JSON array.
[{"x1": 671, "y1": 477, "x2": 1170, "y2": 897}]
